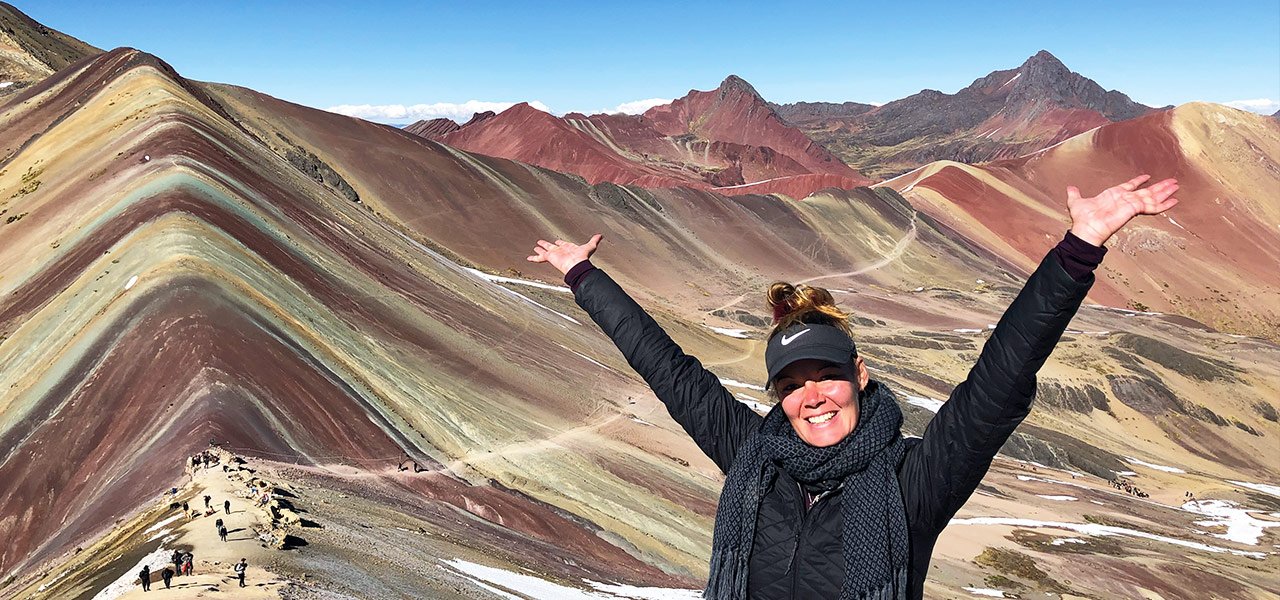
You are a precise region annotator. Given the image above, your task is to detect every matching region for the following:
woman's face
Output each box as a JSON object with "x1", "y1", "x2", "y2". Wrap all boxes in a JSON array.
[{"x1": 774, "y1": 358, "x2": 868, "y2": 447}]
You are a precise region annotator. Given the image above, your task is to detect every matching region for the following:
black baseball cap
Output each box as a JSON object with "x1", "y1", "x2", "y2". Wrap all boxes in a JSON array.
[{"x1": 764, "y1": 323, "x2": 857, "y2": 388}]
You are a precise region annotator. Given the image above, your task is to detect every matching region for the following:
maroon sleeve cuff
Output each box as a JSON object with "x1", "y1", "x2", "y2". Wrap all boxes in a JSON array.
[
  {"x1": 1053, "y1": 230, "x2": 1107, "y2": 281},
  {"x1": 564, "y1": 260, "x2": 596, "y2": 292}
]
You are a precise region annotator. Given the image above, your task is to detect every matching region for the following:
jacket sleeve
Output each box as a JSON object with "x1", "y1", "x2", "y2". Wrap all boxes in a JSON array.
[
  {"x1": 899, "y1": 252, "x2": 1093, "y2": 533},
  {"x1": 573, "y1": 267, "x2": 763, "y2": 473}
]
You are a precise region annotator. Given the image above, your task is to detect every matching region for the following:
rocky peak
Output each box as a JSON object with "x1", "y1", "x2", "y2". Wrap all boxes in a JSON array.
[
  {"x1": 999, "y1": 51, "x2": 1151, "y2": 120},
  {"x1": 1020, "y1": 50, "x2": 1069, "y2": 74},
  {"x1": 460, "y1": 110, "x2": 497, "y2": 128},
  {"x1": 717, "y1": 74, "x2": 764, "y2": 102}
]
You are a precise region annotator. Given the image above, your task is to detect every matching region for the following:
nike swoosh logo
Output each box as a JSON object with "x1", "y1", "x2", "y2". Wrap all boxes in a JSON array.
[{"x1": 780, "y1": 329, "x2": 810, "y2": 345}]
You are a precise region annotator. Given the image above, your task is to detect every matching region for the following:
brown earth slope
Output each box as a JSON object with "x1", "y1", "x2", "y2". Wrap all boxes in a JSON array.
[{"x1": 0, "y1": 2, "x2": 100, "y2": 99}]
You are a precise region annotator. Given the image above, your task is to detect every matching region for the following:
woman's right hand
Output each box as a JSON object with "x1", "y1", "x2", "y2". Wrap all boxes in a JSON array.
[{"x1": 526, "y1": 234, "x2": 603, "y2": 276}]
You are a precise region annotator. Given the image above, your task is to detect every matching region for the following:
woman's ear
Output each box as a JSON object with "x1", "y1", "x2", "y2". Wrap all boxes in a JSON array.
[{"x1": 854, "y1": 356, "x2": 870, "y2": 391}]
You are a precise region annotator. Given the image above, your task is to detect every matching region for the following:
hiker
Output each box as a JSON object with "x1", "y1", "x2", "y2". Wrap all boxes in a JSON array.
[
  {"x1": 219, "y1": 525, "x2": 228, "y2": 542},
  {"x1": 139, "y1": 565, "x2": 151, "y2": 591},
  {"x1": 234, "y1": 558, "x2": 248, "y2": 588},
  {"x1": 527, "y1": 174, "x2": 1177, "y2": 599},
  {"x1": 203, "y1": 495, "x2": 211, "y2": 510},
  {"x1": 224, "y1": 499, "x2": 231, "y2": 514},
  {"x1": 182, "y1": 552, "x2": 194, "y2": 576},
  {"x1": 215, "y1": 517, "x2": 224, "y2": 531},
  {"x1": 161, "y1": 566, "x2": 173, "y2": 589},
  {"x1": 171, "y1": 549, "x2": 183, "y2": 576}
]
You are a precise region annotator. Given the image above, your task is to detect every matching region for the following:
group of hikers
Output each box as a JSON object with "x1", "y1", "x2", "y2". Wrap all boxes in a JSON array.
[
  {"x1": 1110, "y1": 477, "x2": 1151, "y2": 498},
  {"x1": 181, "y1": 493, "x2": 232, "y2": 520},
  {"x1": 137, "y1": 554, "x2": 247, "y2": 591},
  {"x1": 190, "y1": 450, "x2": 221, "y2": 471},
  {"x1": 137, "y1": 448, "x2": 253, "y2": 592}
]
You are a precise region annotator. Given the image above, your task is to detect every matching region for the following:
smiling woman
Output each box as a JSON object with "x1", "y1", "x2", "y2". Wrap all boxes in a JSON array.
[{"x1": 526, "y1": 174, "x2": 1178, "y2": 600}]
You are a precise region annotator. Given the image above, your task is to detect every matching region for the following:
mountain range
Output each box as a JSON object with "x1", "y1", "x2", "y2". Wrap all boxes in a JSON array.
[{"x1": 1, "y1": 4, "x2": 1278, "y2": 599}]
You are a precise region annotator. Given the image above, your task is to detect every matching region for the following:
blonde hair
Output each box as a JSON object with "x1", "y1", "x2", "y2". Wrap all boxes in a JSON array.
[{"x1": 766, "y1": 282, "x2": 854, "y2": 340}]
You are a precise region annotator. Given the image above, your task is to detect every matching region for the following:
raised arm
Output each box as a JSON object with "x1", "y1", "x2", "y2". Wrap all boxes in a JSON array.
[
  {"x1": 900, "y1": 175, "x2": 1179, "y2": 533},
  {"x1": 528, "y1": 236, "x2": 763, "y2": 473}
]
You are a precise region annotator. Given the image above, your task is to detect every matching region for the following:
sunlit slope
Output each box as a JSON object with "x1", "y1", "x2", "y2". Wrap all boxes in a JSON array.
[
  {"x1": 882, "y1": 104, "x2": 1280, "y2": 341},
  {"x1": 205, "y1": 75, "x2": 1280, "y2": 491},
  {"x1": 0, "y1": 48, "x2": 719, "y2": 584},
  {"x1": 2, "y1": 46, "x2": 1276, "y2": 599}
]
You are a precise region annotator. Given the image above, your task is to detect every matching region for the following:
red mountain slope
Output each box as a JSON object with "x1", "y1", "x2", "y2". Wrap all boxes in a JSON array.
[
  {"x1": 428, "y1": 76, "x2": 870, "y2": 198},
  {"x1": 883, "y1": 103, "x2": 1280, "y2": 339}
]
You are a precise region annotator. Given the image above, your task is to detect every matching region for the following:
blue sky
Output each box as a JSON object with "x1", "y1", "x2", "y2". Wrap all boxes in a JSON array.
[{"x1": 17, "y1": 1, "x2": 1280, "y2": 122}]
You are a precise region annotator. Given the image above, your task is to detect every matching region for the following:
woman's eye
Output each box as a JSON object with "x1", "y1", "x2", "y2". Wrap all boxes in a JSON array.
[{"x1": 781, "y1": 384, "x2": 799, "y2": 394}]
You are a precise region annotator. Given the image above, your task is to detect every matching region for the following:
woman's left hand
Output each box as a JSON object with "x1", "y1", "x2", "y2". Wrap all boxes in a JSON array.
[{"x1": 1067, "y1": 175, "x2": 1179, "y2": 247}]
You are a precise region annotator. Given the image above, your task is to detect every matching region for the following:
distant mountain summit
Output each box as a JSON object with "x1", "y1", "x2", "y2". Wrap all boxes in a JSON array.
[
  {"x1": 419, "y1": 75, "x2": 870, "y2": 198},
  {"x1": 995, "y1": 50, "x2": 1149, "y2": 120},
  {"x1": 0, "y1": 2, "x2": 100, "y2": 97},
  {"x1": 776, "y1": 51, "x2": 1158, "y2": 178}
]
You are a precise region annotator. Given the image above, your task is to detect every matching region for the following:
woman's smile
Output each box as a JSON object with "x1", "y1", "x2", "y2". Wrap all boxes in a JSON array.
[{"x1": 776, "y1": 359, "x2": 864, "y2": 447}]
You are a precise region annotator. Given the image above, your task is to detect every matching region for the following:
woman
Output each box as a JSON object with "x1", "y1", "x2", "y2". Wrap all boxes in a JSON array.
[{"x1": 527, "y1": 176, "x2": 1178, "y2": 599}]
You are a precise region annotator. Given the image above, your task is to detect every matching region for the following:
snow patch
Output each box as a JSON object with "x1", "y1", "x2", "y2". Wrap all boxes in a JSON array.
[
  {"x1": 719, "y1": 378, "x2": 765, "y2": 392},
  {"x1": 0, "y1": 81, "x2": 13, "y2": 88},
  {"x1": 904, "y1": 394, "x2": 945, "y2": 413},
  {"x1": 1125, "y1": 456, "x2": 1185, "y2": 473},
  {"x1": 1002, "y1": 73, "x2": 1022, "y2": 87},
  {"x1": 466, "y1": 268, "x2": 580, "y2": 324},
  {"x1": 124, "y1": 275, "x2": 138, "y2": 291},
  {"x1": 964, "y1": 587, "x2": 1007, "y2": 598},
  {"x1": 705, "y1": 325, "x2": 749, "y2": 339},
  {"x1": 953, "y1": 328, "x2": 984, "y2": 334},
  {"x1": 735, "y1": 393, "x2": 772, "y2": 414},
  {"x1": 1115, "y1": 471, "x2": 1136, "y2": 476},
  {"x1": 443, "y1": 559, "x2": 700, "y2": 599},
  {"x1": 1052, "y1": 537, "x2": 1087, "y2": 545},
  {"x1": 143, "y1": 513, "x2": 182, "y2": 534},
  {"x1": 949, "y1": 517, "x2": 1266, "y2": 558},
  {"x1": 1229, "y1": 481, "x2": 1280, "y2": 499},
  {"x1": 572, "y1": 350, "x2": 609, "y2": 369},
  {"x1": 464, "y1": 267, "x2": 571, "y2": 293},
  {"x1": 1037, "y1": 495, "x2": 1078, "y2": 501},
  {"x1": 1183, "y1": 499, "x2": 1280, "y2": 545},
  {"x1": 92, "y1": 546, "x2": 174, "y2": 600}
]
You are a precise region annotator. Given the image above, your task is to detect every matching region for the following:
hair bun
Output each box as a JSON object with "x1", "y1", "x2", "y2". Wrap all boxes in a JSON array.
[{"x1": 766, "y1": 282, "x2": 853, "y2": 336}]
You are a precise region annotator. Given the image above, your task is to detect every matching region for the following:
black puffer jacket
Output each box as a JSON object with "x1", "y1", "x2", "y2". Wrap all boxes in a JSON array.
[{"x1": 573, "y1": 253, "x2": 1092, "y2": 599}]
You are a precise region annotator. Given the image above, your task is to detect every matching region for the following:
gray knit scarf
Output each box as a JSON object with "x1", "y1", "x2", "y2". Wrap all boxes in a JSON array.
[{"x1": 705, "y1": 380, "x2": 909, "y2": 600}]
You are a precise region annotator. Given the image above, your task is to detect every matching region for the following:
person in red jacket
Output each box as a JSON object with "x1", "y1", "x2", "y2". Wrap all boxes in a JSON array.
[{"x1": 528, "y1": 176, "x2": 1177, "y2": 599}]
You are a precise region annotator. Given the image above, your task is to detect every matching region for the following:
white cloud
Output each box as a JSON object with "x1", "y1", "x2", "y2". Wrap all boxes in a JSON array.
[
  {"x1": 1222, "y1": 98, "x2": 1280, "y2": 115},
  {"x1": 568, "y1": 98, "x2": 672, "y2": 117},
  {"x1": 607, "y1": 98, "x2": 670, "y2": 114},
  {"x1": 325, "y1": 100, "x2": 553, "y2": 123}
]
